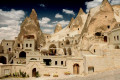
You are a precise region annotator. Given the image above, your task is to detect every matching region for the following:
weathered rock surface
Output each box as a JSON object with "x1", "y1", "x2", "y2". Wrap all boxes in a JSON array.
[
  {"x1": 87, "y1": 0, "x2": 116, "y2": 35},
  {"x1": 54, "y1": 23, "x2": 62, "y2": 33},
  {"x1": 69, "y1": 8, "x2": 85, "y2": 30},
  {"x1": 112, "y1": 5, "x2": 120, "y2": 22},
  {"x1": 78, "y1": 0, "x2": 117, "y2": 50},
  {"x1": 17, "y1": 9, "x2": 45, "y2": 48}
]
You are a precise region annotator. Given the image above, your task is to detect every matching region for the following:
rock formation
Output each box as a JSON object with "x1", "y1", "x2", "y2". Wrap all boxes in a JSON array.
[
  {"x1": 112, "y1": 5, "x2": 120, "y2": 22},
  {"x1": 84, "y1": 0, "x2": 116, "y2": 36},
  {"x1": 100, "y1": 0, "x2": 113, "y2": 12},
  {"x1": 54, "y1": 23, "x2": 62, "y2": 33},
  {"x1": 17, "y1": 9, "x2": 45, "y2": 49},
  {"x1": 67, "y1": 17, "x2": 74, "y2": 28},
  {"x1": 78, "y1": 0, "x2": 117, "y2": 50},
  {"x1": 70, "y1": 8, "x2": 85, "y2": 29}
]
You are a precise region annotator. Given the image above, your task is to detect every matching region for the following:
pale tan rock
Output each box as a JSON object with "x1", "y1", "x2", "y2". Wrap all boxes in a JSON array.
[
  {"x1": 85, "y1": 0, "x2": 116, "y2": 35},
  {"x1": 17, "y1": 9, "x2": 45, "y2": 48},
  {"x1": 100, "y1": 0, "x2": 113, "y2": 12},
  {"x1": 54, "y1": 23, "x2": 62, "y2": 33}
]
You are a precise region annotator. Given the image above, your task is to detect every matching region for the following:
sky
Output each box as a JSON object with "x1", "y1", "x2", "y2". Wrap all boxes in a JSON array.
[{"x1": 0, "y1": 0, "x2": 120, "y2": 41}]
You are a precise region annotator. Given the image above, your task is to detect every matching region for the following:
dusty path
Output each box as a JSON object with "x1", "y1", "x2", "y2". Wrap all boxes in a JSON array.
[{"x1": 1, "y1": 68, "x2": 120, "y2": 80}]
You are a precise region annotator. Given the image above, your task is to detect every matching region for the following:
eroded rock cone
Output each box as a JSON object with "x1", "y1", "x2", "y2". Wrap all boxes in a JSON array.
[
  {"x1": 78, "y1": 8, "x2": 85, "y2": 15},
  {"x1": 100, "y1": 0, "x2": 113, "y2": 12},
  {"x1": 17, "y1": 9, "x2": 45, "y2": 49},
  {"x1": 54, "y1": 23, "x2": 62, "y2": 33},
  {"x1": 68, "y1": 17, "x2": 74, "y2": 28}
]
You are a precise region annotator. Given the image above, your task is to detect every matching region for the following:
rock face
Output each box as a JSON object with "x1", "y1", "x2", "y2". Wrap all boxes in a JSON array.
[
  {"x1": 54, "y1": 23, "x2": 62, "y2": 33},
  {"x1": 69, "y1": 8, "x2": 85, "y2": 30},
  {"x1": 100, "y1": 0, "x2": 113, "y2": 12},
  {"x1": 17, "y1": 9, "x2": 45, "y2": 48},
  {"x1": 84, "y1": 0, "x2": 116, "y2": 35},
  {"x1": 68, "y1": 17, "x2": 74, "y2": 28},
  {"x1": 78, "y1": 0, "x2": 117, "y2": 50},
  {"x1": 112, "y1": 5, "x2": 120, "y2": 22}
]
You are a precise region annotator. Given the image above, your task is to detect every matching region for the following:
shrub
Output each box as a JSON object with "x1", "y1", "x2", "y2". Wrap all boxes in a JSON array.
[
  {"x1": 4, "y1": 74, "x2": 10, "y2": 78},
  {"x1": 64, "y1": 72, "x2": 71, "y2": 75},
  {"x1": 36, "y1": 71, "x2": 40, "y2": 78},
  {"x1": 53, "y1": 74, "x2": 58, "y2": 77},
  {"x1": 27, "y1": 74, "x2": 29, "y2": 78},
  {"x1": 19, "y1": 70, "x2": 27, "y2": 78},
  {"x1": 44, "y1": 73, "x2": 50, "y2": 76}
]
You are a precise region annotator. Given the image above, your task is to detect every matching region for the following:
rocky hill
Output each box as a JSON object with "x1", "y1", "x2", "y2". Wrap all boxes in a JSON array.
[{"x1": 17, "y1": 9, "x2": 45, "y2": 48}]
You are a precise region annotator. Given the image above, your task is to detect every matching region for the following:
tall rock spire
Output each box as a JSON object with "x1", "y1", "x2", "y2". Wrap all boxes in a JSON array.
[
  {"x1": 17, "y1": 9, "x2": 45, "y2": 49},
  {"x1": 68, "y1": 17, "x2": 74, "y2": 28},
  {"x1": 78, "y1": 8, "x2": 85, "y2": 15},
  {"x1": 30, "y1": 9, "x2": 38, "y2": 20},
  {"x1": 100, "y1": 0, "x2": 113, "y2": 12}
]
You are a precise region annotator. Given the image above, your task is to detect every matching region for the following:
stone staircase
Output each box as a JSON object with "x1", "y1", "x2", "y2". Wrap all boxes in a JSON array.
[{"x1": 8, "y1": 55, "x2": 16, "y2": 64}]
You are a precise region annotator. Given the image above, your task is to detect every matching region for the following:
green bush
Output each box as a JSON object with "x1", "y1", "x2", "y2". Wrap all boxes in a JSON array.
[
  {"x1": 19, "y1": 70, "x2": 27, "y2": 78},
  {"x1": 27, "y1": 74, "x2": 29, "y2": 78},
  {"x1": 4, "y1": 74, "x2": 10, "y2": 78},
  {"x1": 36, "y1": 71, "x2": 40, "y2": 78}
]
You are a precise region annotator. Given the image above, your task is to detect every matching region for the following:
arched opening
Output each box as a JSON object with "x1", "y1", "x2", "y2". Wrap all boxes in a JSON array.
[
  {"x1": 104, "y1": 36, "x2": 107, "y2": 42},
  {"x1": 63, "y1": 48, "x2": 67, "y2": 55},
  {"x1": 66, "y1": 39, "x2": 70, "y2": 45},
  {"x1": 19, "y1": 51, "x2": 26, "y2": 58},
  {"x1": 95, "y1": 32, "x2": 101, "y2": 36},
  {"x1": 73, "y1": 64, "x2": 79, "y2": 74},
  {"x1": 115, "y1": 45, "x2": 119, "y2": 49},
  {"x1": 0, "y1": 56, "x2": 6, "y2": 64},
  {"x1": 49, "y1": 44, "x2": 57, "y2": 55},
  {"x1": 68, "y1": 48, "x2": 72, "y2": 55},
  {"x1": 32, "y1": 68, "x2": 36, "y2": 77}
]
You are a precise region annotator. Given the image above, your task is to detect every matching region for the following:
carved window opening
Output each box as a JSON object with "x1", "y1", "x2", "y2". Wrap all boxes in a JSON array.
[
  {"x1": 18, "y1": 44, "x2": 20, "y2": 47},
  {"x1": 107, "y1": 25, "x2": 110, "y2": 29},
  {"x1": 104, "y1": 36, "x2": 107, "y2": 42},
  {"x1": 66, "y1": 39, "x2": 70, "y2": 45},
  {"x1": 117, "y1": 36, "x2": 119, "y2": 40},
  {"x1": 30, "y1": 44, "x2": 32, "y2": 47},
  {"x1": 94, "y1": 49, "x2": 96, "y2": 53},
  {"x1": 61, "y1": 61, "x2": 63, "y2": 65},
  {"x1": 55, "y1": 61, "x2": 57, "y2": 65},
  {"x1": 88, "y1": 67, "x2": 94, "y2": 74},
  {"x1": 95, "y1": 32, "x2": 101, "y2": 36},
  {"x1": 26, "y1": 44, "x2": 28, "y2": 47}
]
